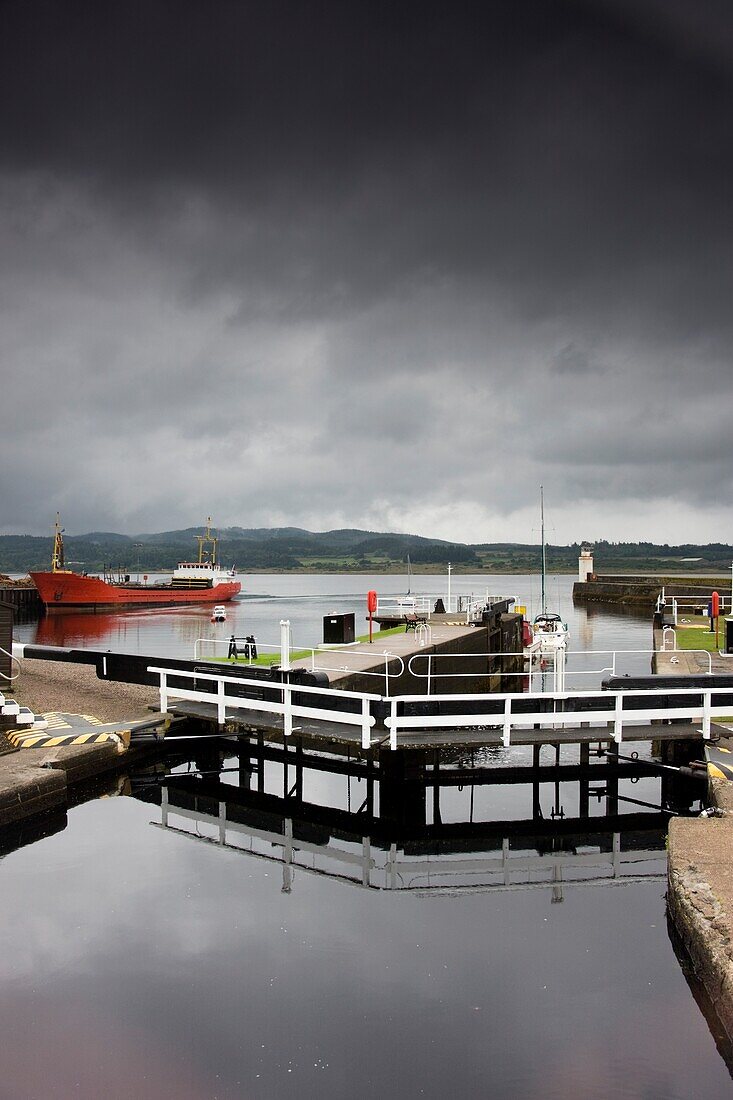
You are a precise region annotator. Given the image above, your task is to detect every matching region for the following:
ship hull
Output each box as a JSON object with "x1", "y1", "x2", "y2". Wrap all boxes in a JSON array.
[{"x1": 30, "y1": 571, "x2": 241, "y2": 609}]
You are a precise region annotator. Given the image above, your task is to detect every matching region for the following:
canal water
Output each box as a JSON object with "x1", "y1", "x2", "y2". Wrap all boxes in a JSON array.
[{"x1": 3, "y1": 575, "x2": 731, "y2": 1097}]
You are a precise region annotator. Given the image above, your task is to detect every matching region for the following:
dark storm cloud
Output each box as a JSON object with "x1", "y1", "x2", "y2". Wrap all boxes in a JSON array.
[{"x1": 1, "y1": 0, "x2": 732, "y2": 539}]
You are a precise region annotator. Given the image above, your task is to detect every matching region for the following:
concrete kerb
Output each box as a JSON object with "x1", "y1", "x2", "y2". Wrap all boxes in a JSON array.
[{"x1": 661, "y1": 620, "x2": 733, "y2": 1053}]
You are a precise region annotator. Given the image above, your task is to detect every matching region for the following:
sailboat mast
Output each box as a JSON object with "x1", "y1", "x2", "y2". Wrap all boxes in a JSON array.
[{"x1": 540, "y1": 485, "x2": 546, "y2": 615}]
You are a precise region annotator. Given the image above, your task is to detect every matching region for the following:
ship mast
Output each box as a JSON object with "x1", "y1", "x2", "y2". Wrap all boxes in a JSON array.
[
  {"x1": 51, "y1": 512, "x2": 65, "y2": 573},
  {"x1": 196, "y1": 516, "x2": 218, "y2": 566},
  {"x1": 540, "y1": 486, "x2": 546, "y2": 616}
]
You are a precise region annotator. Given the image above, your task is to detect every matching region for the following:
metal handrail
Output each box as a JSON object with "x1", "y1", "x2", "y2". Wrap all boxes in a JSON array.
[
  {"x1": 384, "y1": 683, "x2": 733, "y2": 750},
  {"x1": 149, "y1": 664, "x2": 381, "y2": 749},
  {"x1": 406, "y1": 646, "x2": 714, "y2": 690},
  {"x1": 308, "y1": 649, "x2": 405, "y2": 697}
]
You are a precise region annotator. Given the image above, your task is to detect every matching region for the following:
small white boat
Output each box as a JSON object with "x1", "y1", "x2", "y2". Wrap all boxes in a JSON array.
[
  {"x1": 532, "y1": 612, "x2": 568, "y2": 653},
  {"x1": 211, "y1": 605, "x2": 227, "y2": 623}
]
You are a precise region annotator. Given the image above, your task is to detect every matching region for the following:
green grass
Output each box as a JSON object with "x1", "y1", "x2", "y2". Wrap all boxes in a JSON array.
[
  {"x1": 673, "y1": 622, "x2": 723, "y2": 652},
  {"x1": 209, "y1": 624, "x2": 409, "y2": 667}
]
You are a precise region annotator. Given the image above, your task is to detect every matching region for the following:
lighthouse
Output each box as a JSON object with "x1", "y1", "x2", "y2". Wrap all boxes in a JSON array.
[{"x1": 578, "y1": 544, "x2": 594, "y2": 583}]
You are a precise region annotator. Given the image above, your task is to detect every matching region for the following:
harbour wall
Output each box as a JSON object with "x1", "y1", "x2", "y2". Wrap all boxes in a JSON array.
[{"x1": 574, "y1": 574, "x2": 732, "y2": 606}]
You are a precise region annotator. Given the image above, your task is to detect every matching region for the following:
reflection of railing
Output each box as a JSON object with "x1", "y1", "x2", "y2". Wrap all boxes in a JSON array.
[
  {"x1": 149, "y1": 664, "x2": 380, "y2": 748},
  {"x1": 156, "y1": 790, "x2": 665, "y2": 895}
]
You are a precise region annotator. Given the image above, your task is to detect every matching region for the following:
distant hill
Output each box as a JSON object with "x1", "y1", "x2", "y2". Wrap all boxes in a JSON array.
[{"x1": 2, "y1": 526, "x2": 733, "y2": 575}]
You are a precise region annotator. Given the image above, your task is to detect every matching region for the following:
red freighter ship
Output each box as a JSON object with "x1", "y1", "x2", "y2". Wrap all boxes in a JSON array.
[{"x1": 31, "y1": 516, "x2": 242, "y2": 610}]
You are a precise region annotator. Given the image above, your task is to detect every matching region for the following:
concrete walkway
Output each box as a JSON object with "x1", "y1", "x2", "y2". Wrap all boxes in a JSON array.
[
  {"x1": 662, "y1": 624, "x2": 733, "y2": 1054},
  {"x1": 0, "y1": 657, "x2": 161, "y2": 827}
]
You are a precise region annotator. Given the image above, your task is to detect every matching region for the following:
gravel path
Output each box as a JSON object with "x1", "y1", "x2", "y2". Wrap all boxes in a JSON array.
[{"x1": 12, "y1": 658, "x2": 159, "y2": 722}]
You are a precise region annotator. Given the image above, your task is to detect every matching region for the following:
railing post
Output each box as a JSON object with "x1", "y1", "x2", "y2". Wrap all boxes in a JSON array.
[
  {"x1": 383, "y1": 652, "x2": 390, "y2": 698},
  {"x1": 283, "y1": 678, "x2": 292, "y2": 737},
  {"x1": 217, "y1": 677, "x2": 226, "y2": 726},
  {"x1": 160, "y1": 671, "x2": 168, "y2": 714},
  {"x1": 703, "y1": 690, "x2": 711, "y2": 740},
  {"x1": 503, "y1": 696, "x2": 512, "y2": 747},
  {"x1": 614, "y1": 692, "x2": 623, "y2": 743},
  {"x1": 427, "y1": 654, "x2": 432, "y2": 696},
  {"x1": 280, "y1": 619, "x2": 292, "y2": 671},
  {"x1": 361, "y1": 697, "x2": 371, "y2": 750},
  {"x1": 390, "y1": 699, "x2": 397, "y2": 751}
]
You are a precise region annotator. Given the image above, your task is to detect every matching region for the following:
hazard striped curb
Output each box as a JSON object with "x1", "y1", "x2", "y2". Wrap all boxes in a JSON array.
[
  {"x1": 7, "y1": 728, "x2": 125, "y2": 751},
  {"x1": 705, "y1": 742, "x2": 733, "y2": 782}
]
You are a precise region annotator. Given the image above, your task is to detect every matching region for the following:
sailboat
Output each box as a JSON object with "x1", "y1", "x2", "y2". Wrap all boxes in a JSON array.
[
  {"x1": 395, "y1": 554, "x2": 417, "y2": 611},
  {"x1": 532, "y1": 487, "x2": 569, "y2": 654}
]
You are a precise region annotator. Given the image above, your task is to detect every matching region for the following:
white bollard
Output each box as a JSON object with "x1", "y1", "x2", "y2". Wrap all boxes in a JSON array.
[{"x1": 280, "y1": 619, "x2": 291, "y2": 671}]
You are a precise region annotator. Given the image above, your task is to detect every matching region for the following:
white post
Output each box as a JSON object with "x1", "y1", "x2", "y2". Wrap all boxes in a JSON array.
[
  {"x1": 283, "y1": 681, "x2": 292, "y2": 737},
  {"x1": 217, "y1": 678, "x2": 226, "y2": 725},
  {"x1": 389, "y1": 699, "x2": 398, "y2": 750},
  {"x1": 361, "y1": 697, "x2": 371, "y2": 750},
  {"x1": 159, "y1": 671, "x2": 168, "y2": 714},
  {"x1": 614, "y1": 693, "x2": 623, "y2": 743},
  {"x1": 502, "y1": 696, "x2": 512, "y2": 747},
  {"x1": 447, "y1": 562, "x2": 452, "y2": 613},
  {"x1": 161, "y1": 784, "x2": 169, "y2": 827},
  {"x1": 280, "y1": 619, "x2": 291, "y2": 671},
  {"x1": 219, "y1": 801, "x2": 226, "y2": 844},
  {"x1": 703, "y1": 690, "x2": 711, "y2": 740}
]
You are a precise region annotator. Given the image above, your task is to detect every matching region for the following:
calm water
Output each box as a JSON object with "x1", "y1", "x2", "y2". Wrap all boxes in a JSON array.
[
  {"x1": 17, "y1": 572, "x2": 655, "y2": 684},
  {"x1": 3, "y1": 574, "x2": 731, "y2": 1097}
]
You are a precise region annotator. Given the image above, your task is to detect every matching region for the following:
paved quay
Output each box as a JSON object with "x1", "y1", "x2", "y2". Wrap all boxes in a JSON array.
[
  {"x1": 0, "y1": 657, "x2": 161, "y2": 827},
  {"x1": 662, "y1": 624, "x2": 733, "y2": 1051},
  {"x1": 313, "y1": 614, "x2": 521, "y2": 695}
]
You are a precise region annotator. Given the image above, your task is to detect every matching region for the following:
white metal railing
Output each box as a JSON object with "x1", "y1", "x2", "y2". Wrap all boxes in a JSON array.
[
  {"x1": 0, "y1": 645, "x2": 20, "y2": 682},
  {"x1": 375, "y1": 592, "x2": 512, "y2": 623},
  {"x1": 383, "y1": 684, "x2": 733, "y2": 750},
  {"x1": 657, "y1": 589, "x2": 733, "y2": 621},
  {"x1": 148, "y1": 665, "x2": 380, "y2": 749},
  {"x1": 308, "y1": 649, "x2": 404, "y2": 697},
  {"x1": 406, "y1": 646, "x2": 714, "y2": 693},
  {"x1": 192, "y1": 637, "x2": 404, "y2": 696},
  {"x1": 148, "y1": 663, "x2": 733, "y2": 753}
]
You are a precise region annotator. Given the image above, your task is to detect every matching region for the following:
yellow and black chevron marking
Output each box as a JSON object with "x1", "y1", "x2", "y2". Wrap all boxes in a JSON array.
[
  {"x1": 8, "y1": 711, "x2": 134, "y2": 753},
  {"x1": 705, "y1": 742, "x2": 733, "y2": 782},
  {"x1": 8, "y1": 729, "x2": 124, "y2": 750}
]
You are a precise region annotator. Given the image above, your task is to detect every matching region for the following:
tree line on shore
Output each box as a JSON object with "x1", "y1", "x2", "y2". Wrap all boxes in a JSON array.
[{"x1": 0, "y1": 527, "x2": 731, "y2": 574}]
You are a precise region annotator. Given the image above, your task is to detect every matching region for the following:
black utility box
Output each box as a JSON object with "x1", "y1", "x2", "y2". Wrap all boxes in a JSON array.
[
  {"x1": 726, "y1": 616, "x2": 733, "y2": 655},
  {"x1": 323, "y1": 612, "x2": 355, "y2": 645}
]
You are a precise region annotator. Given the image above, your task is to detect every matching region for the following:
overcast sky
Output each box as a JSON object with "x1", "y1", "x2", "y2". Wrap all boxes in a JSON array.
[{"x1": 2, "y1": 0, "x2": 732, "y2": 543}]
